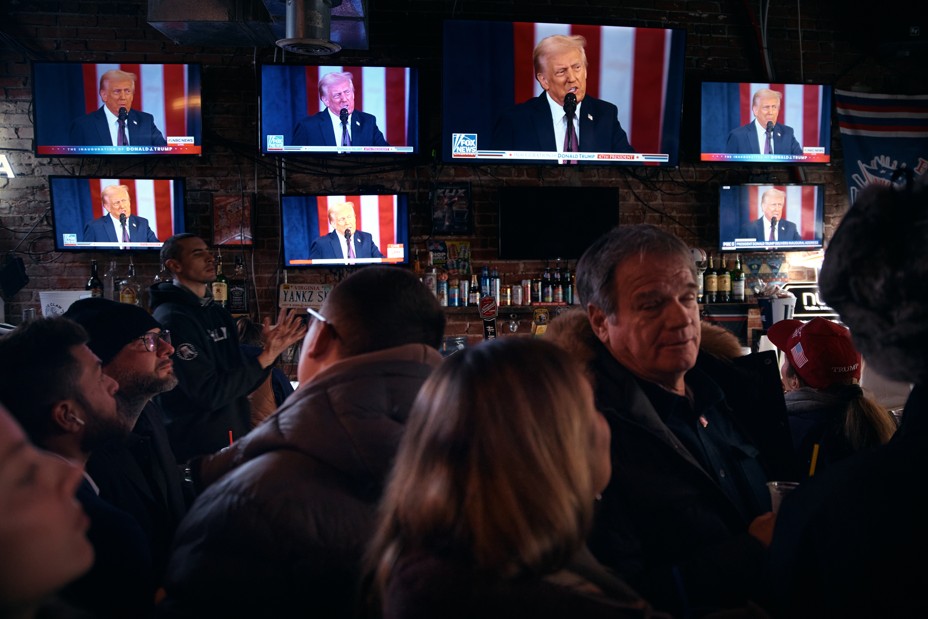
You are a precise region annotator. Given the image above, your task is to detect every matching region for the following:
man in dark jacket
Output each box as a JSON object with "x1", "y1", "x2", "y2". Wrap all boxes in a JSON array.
[
  {"x1": 150, "y1": 233, "x2": 306, "y2": 461},
  {"x1": 0, "y1": 318, "x2": 155, "y2": 618},
  {"x1": 63, "y1": 297, "x2": 191, "y2": 587},
  {"x1": 575, "y1": 224, "x2": 790, "y2": 618},
  {"x1": 767, "y1": 172, "x2": 928, "y2": 618},
  {"x1": 158, "y1": 266, "x2": 446, "y2": 618}
]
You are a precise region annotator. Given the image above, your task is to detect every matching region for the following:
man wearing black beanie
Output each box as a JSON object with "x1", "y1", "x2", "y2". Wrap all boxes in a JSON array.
[{"x1": 64, "y1": 297, "x2": 190, "y2": 591}]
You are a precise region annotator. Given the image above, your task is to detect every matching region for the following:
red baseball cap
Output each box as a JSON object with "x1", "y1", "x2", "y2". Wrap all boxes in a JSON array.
[{"x1": 767, "y1": 317, "x2": 862, "y2": 389}]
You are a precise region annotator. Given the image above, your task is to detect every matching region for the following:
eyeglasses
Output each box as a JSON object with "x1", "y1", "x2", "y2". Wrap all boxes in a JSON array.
[
  {"x1": 306, "y1": 308, "x2": 328, "y2": 324},
  {"x1": 306, "y1": 308, "x2": 337, "y2": 338},
  {"x1": 135, "y1": 330, "x2": 171, "y2": 352}
]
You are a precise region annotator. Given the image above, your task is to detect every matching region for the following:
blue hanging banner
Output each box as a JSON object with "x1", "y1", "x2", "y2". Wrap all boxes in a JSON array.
[{"x1": 835, "y1": 90, "x2": 928, "y2": 203}]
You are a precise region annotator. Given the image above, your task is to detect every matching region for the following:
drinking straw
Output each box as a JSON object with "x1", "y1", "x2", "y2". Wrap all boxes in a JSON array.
[{"x1": 809, "y1": 443, "x2": 820, "y2": 477}]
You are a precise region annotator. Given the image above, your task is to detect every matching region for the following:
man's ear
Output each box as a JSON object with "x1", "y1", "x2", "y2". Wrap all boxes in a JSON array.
[
  {"x1": 51, "y1": 400, "x2": 84, "y2": 433},
  {"x1": 163, "y1": 258, "x2": 180, "y2": 275},
  {"x1": 536, "y1": 73, "x2": 548, "y2": 90},
  {"x1": 304, "y1": 321, "x2": 337, "y2": 360},
  {"x1": 587, "y1": 304, "x2": 611, "y2": 344}
]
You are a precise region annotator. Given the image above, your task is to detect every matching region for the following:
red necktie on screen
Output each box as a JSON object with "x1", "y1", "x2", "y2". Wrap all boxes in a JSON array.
[
  {"x1": 121, "y1": 222, "x2": 130, "y2": 243},
  {"x1": 347, "y1": 232, "x2": 355, "y2": 259},
  {"x1": 117, "y1": 118, "x2": 128, "y2": 146},
  {"x1": 564, "y1": 115, "x2": 578, "y2": 165}
]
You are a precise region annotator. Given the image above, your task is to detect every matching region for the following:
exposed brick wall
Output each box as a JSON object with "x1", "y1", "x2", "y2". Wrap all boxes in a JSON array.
[{"x1": 1, "y1": 0, "x2": 925, "y2": 340}]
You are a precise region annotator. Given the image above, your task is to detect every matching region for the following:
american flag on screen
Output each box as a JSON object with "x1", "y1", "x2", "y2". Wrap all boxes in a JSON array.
[
  {"x1": 301, "y1": 66, "x2": 409, "y2": 146},
  {"x1": 80, "y1": 64, "x2": 190, "y2": 139},
  {"x1": 88, "y1": 178, "x2": 177, "y2": 242},
  {"x1": 314, "y1": 194, "x2": 398, "y2": 249},
  {"x1": 509, "y1": 23, "x2": 677, "y2": 153},
  {"x1": 737, "y1": 83, "x2": 826, "y2": 149},
  {"x1": 746, "y1": 185, "x2": 821, "y2": 240}
]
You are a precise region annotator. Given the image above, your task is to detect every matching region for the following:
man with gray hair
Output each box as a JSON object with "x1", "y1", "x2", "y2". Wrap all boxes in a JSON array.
[
  {"x1": 575, "y1": 223, "x2": 794, "y2": 617},
  {"x1": 768, "y1": 172, "x2": 928, "y2": 617},
  {"x1": 292, "y1": 70, "x2": 390, "y2": 147},
  {"x1": 69, "y1": 68, "x2": 168, "y2": 147}
]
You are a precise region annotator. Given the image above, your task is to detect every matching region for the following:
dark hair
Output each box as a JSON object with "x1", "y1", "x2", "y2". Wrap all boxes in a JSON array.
[
  {"x1": 819, "y1": 174, "x2": 928, "y2": 384},
  {"x1": 576, "y1": 224, "x2": 694, "y2": 316},
  {"x1": 236, "y1": 316, "x2": 263, "y2": 347},
  {"x1": 322, "y1": 266, "x2": 446, "y2": 355},
  {"x1": 159, "y1": 232, "x2": 200, "y2": 269},
  {"x1": 0, "y1": 318, "x2": 88, "y2": 442}
]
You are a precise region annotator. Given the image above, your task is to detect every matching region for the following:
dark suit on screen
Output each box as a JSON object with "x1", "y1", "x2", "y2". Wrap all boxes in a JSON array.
[
  {"x1": 725, "y1": 121, "x2": 802, "y2": 156},
  {"x1": 491, "y1": 93, "x2": 634, "y2": 154},
  {"x1": 309, "y1": 230, "x2": 383, "y2": 260},
  {"x1": 83, "y1": 214, "x2": 160, "y2": 243},
  {"x1": 292, "y1": 110, "x2": 390, "y2": 147},
  {"x1": 69, "y1": 107, "x2": 168, "y2": 147},
  {"x1": 740, "y1": 218, "x2": 803, "y2": 242}
]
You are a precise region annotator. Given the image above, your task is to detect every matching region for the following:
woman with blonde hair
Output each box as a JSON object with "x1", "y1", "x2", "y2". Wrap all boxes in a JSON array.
[{"x1": 365, "y1": 337, "x2": 668, "y2": 619}]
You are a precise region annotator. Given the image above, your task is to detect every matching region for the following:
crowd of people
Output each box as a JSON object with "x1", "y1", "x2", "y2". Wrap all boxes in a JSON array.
[{"x1": 2, "y1": 173, "x2": 926, "y2": 618}]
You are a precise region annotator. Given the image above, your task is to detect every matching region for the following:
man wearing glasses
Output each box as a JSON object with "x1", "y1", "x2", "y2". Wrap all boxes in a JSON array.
[
  {"x1": 160, "y1": 266, "x2": 446, "y2": 619},
  {"x1": 64, "y1": 297, "x2": 189, "y2": 592}
]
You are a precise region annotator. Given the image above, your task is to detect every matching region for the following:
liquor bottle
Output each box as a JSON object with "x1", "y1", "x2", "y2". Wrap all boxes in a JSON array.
[
  {"x1": 542, "y1": 264, "x2": 553, "y2": 303},
  {"x1": 104, "y1": 259, "x2": 117, "y2": 301},
  {"x1": 85, "y1": 260, "x2": 103, "y2": 298},
  {"x1": 563, "y1": 264, "x2": 575, "y2": 305},
  {"x1": 703, "y1": 254, "x2": 718, "y2": 304},
  {"x1": 717, "y1": 256, "x2": 731, "y2": 303},
  {"x1": 553, "y1": 259, "x2": 564, "y2": 303},
  {"x1": 479, "y1": 265, "x2": 490, "y2": 298},
  {"x1": 211, "y1": 254, "x2": 229, "y2": 308},
  {"x1": 118, "y1": 260, "x2": 141, "y2": 306},
  {"x1": 731, "y1": 254, "x2": 746, "y2": 302},
  {"x1": 489, "y1": 266, "x2": 501, "y2": 304},
  {"x1": 228, "y1": 255, "x2": 249, "y2": 315},
  {"x1": 468, "y1": 273, "x2": 481, "y2": 306}
]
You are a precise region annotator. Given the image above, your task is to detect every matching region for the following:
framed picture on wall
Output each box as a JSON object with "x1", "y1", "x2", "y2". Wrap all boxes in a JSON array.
[
  {"x1": 430, "y1": 182, "x2": 472, "y2": 235},
  {"x1": 212, "y1": 194, "x2": 254, "y2": 246}
]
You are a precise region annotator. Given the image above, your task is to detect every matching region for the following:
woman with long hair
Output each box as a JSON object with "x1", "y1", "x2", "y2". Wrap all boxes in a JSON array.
[{"x1": 365, "y1": 337, "x2": 668, "y2": 619}]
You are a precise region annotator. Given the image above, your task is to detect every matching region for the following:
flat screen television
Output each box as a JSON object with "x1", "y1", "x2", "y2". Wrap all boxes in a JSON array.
[
  {"x1": 49, "y1": 176, "x2": 187, "y2": 252},
  {"x1": 280, "y1": 193, "x2": 410, "y2": 267},
  {"x1": 719, "y1": 183, "x2": 825, "y2": 252},
  {"x1": 700, "y1": 82, "x2": 832, "y2": 164},
  {"x1": 498, "y1": 186, "x2": 619, "y2": 260},
  {"x1": 33, "y1": 62, "x2": 202, "y2": 156},
  {"x1": 259, "y1": 64, "x2": 418, "y2": 155},
  {"x1": 441, "y1": 19, "x2": 686, "y2": 166}
]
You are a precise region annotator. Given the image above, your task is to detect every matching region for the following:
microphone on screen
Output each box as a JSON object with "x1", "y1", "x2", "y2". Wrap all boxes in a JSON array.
[
  {"x1": 119, "y1": 213, "x2": 127, "y2": 226},
  {"x1": 765, "y1": 120, "x2": 773, "y2": 134},
  {"x1": 770, "y1": 216, "x2": 777, "y2": 227},
  {"x1": 344, "y1": 228, "x2": 352, "y2": 241},
  {"x1": 339, "y1": 108, "x2": 349, "y2": 124},
  {"x1": 118, "y1": 107, "x2": 128, "y2": 122},
  {"x1": 563, "y1": 92, "x2": 577, "y2": 117}
]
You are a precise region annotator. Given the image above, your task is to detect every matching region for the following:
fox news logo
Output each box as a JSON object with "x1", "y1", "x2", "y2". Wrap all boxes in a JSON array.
[
  {"x1": 452, "y1": 133, "x2": 478, "y2": 155},
  {"x1": 267, "y1": 135, "x2": 284, "y2": 150}
]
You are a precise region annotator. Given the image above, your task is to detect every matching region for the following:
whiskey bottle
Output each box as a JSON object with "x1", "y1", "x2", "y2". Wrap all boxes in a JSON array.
[
  {"x1": 211, "y1": 254, "x2": 228, "y2": 308},
  {"x1": 85, "y1": 260, "x2": 103, "y2": 298}
]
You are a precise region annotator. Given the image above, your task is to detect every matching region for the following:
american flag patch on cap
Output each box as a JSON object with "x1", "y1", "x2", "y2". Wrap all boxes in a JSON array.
[{"x1": 791, "y1": 342, "x2": 809, "y2": 368}]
